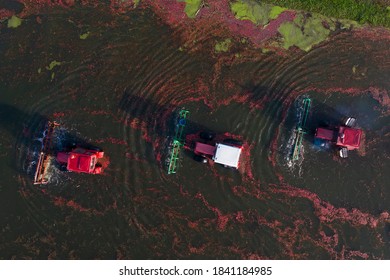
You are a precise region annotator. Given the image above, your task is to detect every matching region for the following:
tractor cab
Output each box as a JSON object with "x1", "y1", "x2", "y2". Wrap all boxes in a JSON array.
[
  {"x1": 314, "y1": 117, "x2": 362, "y2": 158},
  {"x1": 213, "y1": 143, "x2": 242, "y2": 168},
  {"x1": 194, "y1": 133, "x2": 243, "y2": 169},
  {"x1": 56, "y1": 147, "x2": 104, "y2": 174}
]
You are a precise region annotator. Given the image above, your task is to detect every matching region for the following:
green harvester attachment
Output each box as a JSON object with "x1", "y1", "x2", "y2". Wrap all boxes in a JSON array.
[
  {"x1": 167, "y1": 109, "x2": 189, "y2": 174},
  {"x1": 292, "y1": 97, "x2": 311, "y2": 161}
]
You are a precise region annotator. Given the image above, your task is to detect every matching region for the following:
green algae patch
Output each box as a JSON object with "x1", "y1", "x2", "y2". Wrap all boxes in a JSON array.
[
  {"x1": 46, "y1": 60, "x2": 62, "y2": 71},
  {"x1": 325, "y1": 19, "x2": 336, "y2": 31},
  {"x1": 261, "y1": 0, "x2": 390, "y2": 27},
  {"x1": 338, "y1": 18, "x2": 360, "y2": 29},
  {"x1": 7, "y1": 16, "x2": 22, "y2": 28},
  {"x1": 215, "y1": 38, "x2": 232, "y2": 53},
  {"x1": 134, "y1": 0, "x2": 141, "y2": 7},
  {"x1": 278, "y1": 22, "x2": 303, "y2": 50},
  {"x1": 79, "y1": 32, "x2": 90, "y2": 40},
  {"x1": 262, "y1": 48, "x2": 271, "y2": 53},
  {"x1": 302, "y1": 15, "x2": 331, "y2": 45},
  {"x1": 269, "y1": 6, "x2": 287, "y2": 20},
  {"x1": 230, "y1": 0, "x2": 272, "y2": 25},
  {"x1": 278, "y1": 14, "x2": 331, "y2": 52},
  {"x1": 179, "y1": 0, "x2": 202, "y2": 18}
]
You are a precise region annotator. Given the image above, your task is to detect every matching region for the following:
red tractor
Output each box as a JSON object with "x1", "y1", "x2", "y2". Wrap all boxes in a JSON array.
[
  {"x1": 56, "y1": 147, "x2": 105, "y2": 174},
  {"x1": 33, "y1": 122, "x2": 107, "y2": 185},
  {"x1": 314, "y1": 117, "x2": 362, "y2": 158},
  {"x1": 193, "y1": 132, "x2": 243, "y2": 169}
]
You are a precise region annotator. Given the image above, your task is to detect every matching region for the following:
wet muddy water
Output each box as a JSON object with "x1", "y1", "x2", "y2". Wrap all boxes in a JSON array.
[{"x1": 0, "y1": 2, "x2": 389, "y2": 259}]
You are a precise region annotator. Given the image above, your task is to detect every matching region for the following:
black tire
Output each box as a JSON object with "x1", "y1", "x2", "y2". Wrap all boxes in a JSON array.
[
  {"x1": 59, "y1": 164, "x2": 68, "y2": 172},
  {"x1": 223, "y1": 138, "x2": 243, "y2": 147},
  {"x1": 200, "y1": 131, "x2": 215, "y2": 140},
  {"x1": 193, "y1": 154, "x2": 208, "y2": 163}
]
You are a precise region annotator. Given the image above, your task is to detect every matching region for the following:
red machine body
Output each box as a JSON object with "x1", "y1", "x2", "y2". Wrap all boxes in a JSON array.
[
  {"x1": 56, "y1": 147, "x2": 104, "y2": 174},
  {"x1": 194, "y1": 142, "x2": 216, "y2": 156},
  {"x1": 335, "y1": 126, "x2": 362, "y2": 150},
  {"x1": 315, "y1": 126, "x2": 362, "y2": 150}
]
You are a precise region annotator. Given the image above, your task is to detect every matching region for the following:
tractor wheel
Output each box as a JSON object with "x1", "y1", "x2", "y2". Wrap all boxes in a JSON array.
[
  {"x1": 200, "y1": 131, "x2": 215, "y2": 140},
  {"x1": 193, "y1": 154, "x2": 208, "y2": 163}
]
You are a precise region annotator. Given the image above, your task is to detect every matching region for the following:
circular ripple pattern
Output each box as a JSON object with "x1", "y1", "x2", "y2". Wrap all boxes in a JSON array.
[{"x1": 0, "y1": 4, "x2": 389, "y2": 259}]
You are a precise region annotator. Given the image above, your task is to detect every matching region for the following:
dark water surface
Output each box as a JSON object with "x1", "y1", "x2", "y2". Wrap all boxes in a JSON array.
[{"x1": 0, "y1": 5, "x2": 389, "y2": 259}]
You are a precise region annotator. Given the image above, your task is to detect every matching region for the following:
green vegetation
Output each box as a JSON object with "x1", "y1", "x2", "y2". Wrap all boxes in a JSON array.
[
  {"x1": 278, "y1": 14, "x2": 332, "y2": 51},
  {"x1": 261, "y1": 48, "x2": 271, "y2": 53},
  {"x1": 230, "y1": 1, "x2": 290, "y2": 25},
  {"x1": 134, "y1": 0, "x2": 141, "y2": 7},
  {"x1": 230, "y1": 0, "x2": 272, "y2": 25},
  {"x1": 7, "y1": 16, "x2": 22, "y2": 28},
  {"x1": 269, "y1": 6, "x2": 287, "y2": 20},
  {"x1": 229, "y1": 1, "x2": 351, "y2": 51},
  {"x1": 338, "y1": 18, "x2": 360, "y2": 29},
  {"x1": 215, "y1": 38, "x2": 232, "y2": 52},
  {"x1": 261, "y1": 0, "x2": 390, "y2": 27},
  {"x1": 79, "y1": 32, "x2": 90, "y2": 40},
  {"x1": 46, "y1": 60, "x2": 62, "y2": 71},
  {"x1": 180, "y1": 0, "x2": 202, "y2": 18}
]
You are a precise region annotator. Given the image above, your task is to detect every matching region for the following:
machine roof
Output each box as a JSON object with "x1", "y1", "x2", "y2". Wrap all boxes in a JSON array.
[
  {"x1": 67, "y1": 152, "x2": 93, "y2": 173},
  {"x1": 213, "y1": 143, "x2": 241, "y2": 168},
  {"x1": 338, "y1": 127, "x2": 362, "y2": 149}
]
